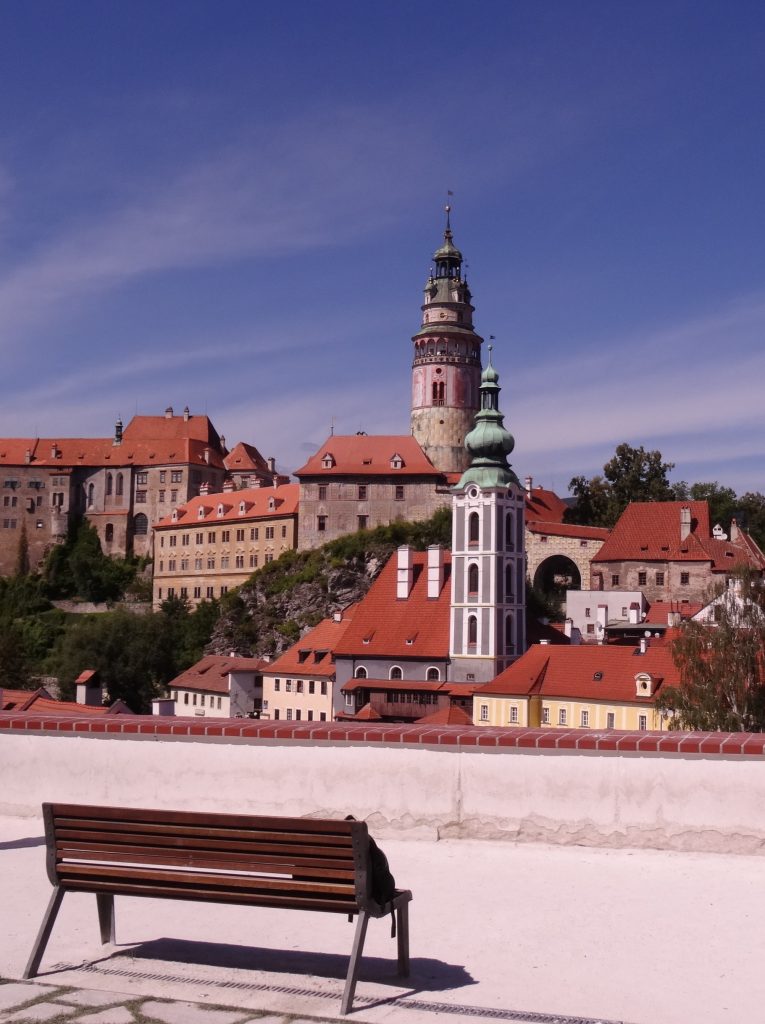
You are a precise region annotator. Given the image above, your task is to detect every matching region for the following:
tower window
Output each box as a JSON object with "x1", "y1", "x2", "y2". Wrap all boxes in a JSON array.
[
  {"x1": 468, "y1": 512, "x2": 479, "y2": 546},
  {"x1": 467, "y1": 614, "x2": 478, "y2": 648},
  {"x1": 468, "y1": 563, "x2": 479, "y2": 596},
  {"x1": 432, "y1": 380, "x2": 445, "y2": 406}
]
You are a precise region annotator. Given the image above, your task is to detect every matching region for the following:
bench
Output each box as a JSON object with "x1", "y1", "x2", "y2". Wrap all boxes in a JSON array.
[{"x1": 25, "y1": 802, "x2": 412, "y2": 1015}]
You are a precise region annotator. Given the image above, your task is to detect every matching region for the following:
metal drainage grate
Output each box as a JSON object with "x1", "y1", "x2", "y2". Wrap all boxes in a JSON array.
[{"x1": 70, "y1": 963, "x2": 626, "y2": 1024}]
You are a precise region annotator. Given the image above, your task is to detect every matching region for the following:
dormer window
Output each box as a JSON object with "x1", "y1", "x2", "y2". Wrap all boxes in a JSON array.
[
  {"x1": 239, "y1": 501, "x2": 246, "y2": 514},
  {"x1": 217, "y1": 503, "x2": 224, "y2": 517},
  {"x1": 268, "y1": 497, "x2": 275, "y2": 511},
  {"x1": 321, "y1": 453, "x2": 335, "y2": 469},
  {"x1": 390, "y1": 454, "x2": 404, "y2": 470},
  {"x1": 171, "y1": 510, "x2": 178, "y2": 522},
  {"x1": 197, "y1": 506, "x2": 206, "y2": 520}
]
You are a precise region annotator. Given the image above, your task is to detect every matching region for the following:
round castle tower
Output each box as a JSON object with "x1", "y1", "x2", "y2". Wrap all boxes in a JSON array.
[{"x1": 410, "y1": 207, "x2": 482, "y2": 474}]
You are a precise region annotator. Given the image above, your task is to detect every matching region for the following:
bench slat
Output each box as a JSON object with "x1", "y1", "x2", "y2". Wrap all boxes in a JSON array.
[
  {"x1": 54, "y1": 829, "x2": 355, "y2": 860},
  {"x1": 58, "y1": 862, "x2": 356, "y2": 897},
  {"x1": 56, "y1": 843, "x2": 356, "y2": 879},
  {"x1": 53, "y1": 820, "x2": 355, "y2": 849},
  {"x1": 52, "y1": 806, "x2": 355, "y2": 836},
  {"x1": 59, "y1": 876, "x2": 359, "y2": 912}
]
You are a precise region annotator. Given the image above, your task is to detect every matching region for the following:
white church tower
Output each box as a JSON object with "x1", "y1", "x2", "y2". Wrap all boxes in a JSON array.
[{"x1": 450, "y1": 348, "x2": 526, "y2": 683}]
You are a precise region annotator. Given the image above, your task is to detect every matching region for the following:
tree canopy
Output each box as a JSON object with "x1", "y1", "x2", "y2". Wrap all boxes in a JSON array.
[
  {"x1": 566, "y1": 443, "x2": 675, "y2": 528},
  {"x1": 656, "y1": 573, "x2": 765, "y2": 731}
]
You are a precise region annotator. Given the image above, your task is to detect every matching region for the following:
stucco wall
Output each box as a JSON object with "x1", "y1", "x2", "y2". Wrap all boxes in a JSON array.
[{"x1": 3, "y1": 726, "x2": 765, "y2": 855}]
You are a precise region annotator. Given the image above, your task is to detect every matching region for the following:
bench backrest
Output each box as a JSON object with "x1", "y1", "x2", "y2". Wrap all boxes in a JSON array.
[{"x1": 43, "y1": 803, "x2": 373, "y2": 915}]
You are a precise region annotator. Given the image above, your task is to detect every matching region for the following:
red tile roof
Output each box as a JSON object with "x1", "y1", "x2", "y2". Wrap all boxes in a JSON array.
[
  {"x1": 122, "y1": 413, "x2": 222, "y2": 448},
  {"x1": 478, "y1": 642, "x2": 680, "y2": 703},
  {"x1": 644, "y1": 600, "x2": 703, "y2": 624},
  {"x1": 0, "y1": 687, "x2": 49, "y2": 711},
  {"x1": 154, "y1": 483, "x2": 299, "y2": 529},
  {"x1": 524, "y1": 486, "x2": 570, "y2": 525},
  {"x1": 416, "y1": 704, "x2": 473, "y2": 726},
  {"x1": 168, "y1": 655, "x2": 268, "y2": 695},
  {"x1": 593, "y1": 501, "x2": 765, "y2": 571},
  {"x1": 527, "y1": 521, "x2": 611, "y2": 541},
  {"x1": 0, "y1": 436, "x2": 225, "y2": 470},
  {"x1": 264, "y1": 609, "x2": 356, "y2": 678},
  {"x1": 224, "y1": 442, "x2": 270, "y2": 473},
  {"x1": 333, "y1": 549, "x2": 451, "y2": 659},
  {"x1": 294, "y1": 435, "x2": 442, "y2": 478}
]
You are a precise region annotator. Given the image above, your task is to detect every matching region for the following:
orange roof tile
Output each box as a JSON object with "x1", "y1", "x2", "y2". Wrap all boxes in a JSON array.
[
  {"x1": 122, "y1": 412, "x2": 222, "y2": 448},
  {"x1": 294, "y1": 435, "x2": 442, "y2": 478},
  {"x1": 168, "y1": 655, "x2": 268, "y2": 695},
  {"x1": 524, "y1": 486, "x2": 570, "y2": 525},
  {"x1": 155, "y1": 483, "x2": 299, "y2": 529},
  {"x1": 527, "y1": 521, "x2": 610, "y2": 541},
  {"x1": 644, "y1": 600, "x2": 703, "y2": 624},
  {"x1": 416, "y1": 704, "x2": 473, "y2": 726},
  {"x1": 0, "y1": 436, "x2": 225, "y2": 470},
  {"x1": 224, "y1": 441, "x2": 270, "y2": 473},
  {"x1": 264, "y1": 609, "x2": 356, "y2": 678},
  {"x1": 334, "y1": 549, "x2": 451, "y2": 660},
  {"x1": 478, "y1": 642, "x2": 680, "y2": 703}
]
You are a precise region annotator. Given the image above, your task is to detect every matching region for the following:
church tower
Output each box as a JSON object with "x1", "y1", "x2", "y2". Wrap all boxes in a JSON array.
[
  {"x1": 410, "y1": 207, "x2": 482, "y2": 474},
  {"x1": 450, "y1": 348, "x2": 526, "y2": 683}
]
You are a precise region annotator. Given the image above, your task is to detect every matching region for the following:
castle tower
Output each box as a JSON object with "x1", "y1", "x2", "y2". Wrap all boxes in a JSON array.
[
  {"x1": 450, "y1": 348, "x2": 526, "y2": 683},
  {"x1": 410, "y1": 207, "x2": 482, "y2": 474}
]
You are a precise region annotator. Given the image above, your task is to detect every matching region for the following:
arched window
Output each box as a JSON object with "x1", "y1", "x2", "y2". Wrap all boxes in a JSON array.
[
  {"x1": 468, "y1": 511, "x2": 479, "y2": 546},
  {"x1": 106, "y1": 473, "x2": 113, "y2": 497},
  {"x1": 505, "y1": 563, "x2": 514, "y2": 600},
  {"x1": 116, "y1": 473, "x2": 123, "y2": 497},
  {"x1": 432, "y1": 380, "x2": 445, "y2": 406},
  {"x1": 389, "y1": 666, "x2": 403, "y2": 680},
  {"x1": 505, "y1": 613, "x2": 514, "y2": 651},
  {"x1": 468, "y1": 563, "x2": 479, "y2": 596},
  {"x1": 87, "y1": 483, "x2": 94, "y2": 506},
  {"x1": 105, "y1": 523, "x2": 114, "y2": 543},
  {"x1": 133, "y1": 513, "x2": 148, "y2": 536},
  {"x1": 426, "y1": 667, "x2": 440, "y2": 681},
  {"x1": 467, "y1": 615, "x2": 478, "y2": 647},
  {"x1": 505, "y1": 512, "x2": 514, "y2": 550},
  {"x1": 354, "y1": 666, "x2": 367, "y2": 679}
]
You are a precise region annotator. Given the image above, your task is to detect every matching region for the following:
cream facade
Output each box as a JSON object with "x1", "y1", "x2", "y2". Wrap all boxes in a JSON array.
[
  {"x1": 153, "y1": 483, "x2": 298, "y2": 607},
  {"x1": 261, "y1": 672, "x2": 333, "y2": 723},
  {"x1": 473, "y1": 692, "x2": 664, "y2": 731}
]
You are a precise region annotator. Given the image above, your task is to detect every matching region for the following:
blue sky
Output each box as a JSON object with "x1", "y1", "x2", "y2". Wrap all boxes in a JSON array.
[{"x1": 1, "y1": 1, "x2": 764, "y2": 495}]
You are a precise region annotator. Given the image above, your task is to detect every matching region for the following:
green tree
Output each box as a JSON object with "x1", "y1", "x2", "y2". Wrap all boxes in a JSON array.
[
  {"x1": 15, "y1": 522, "x2": 30, "y2": 576},
  {"x1": 656, "y1": 573, "x2": 765, "y2": 731},
  {"x1": 566, "y1": 443, "x2": 676, "y2": 527},
  {"x1": 672, "y1": 481, "x2": 739, "y2": 532},
  {"x1": 44, "y1": 520, "x2": 135, "y2": 602},
  {"x1": 737, "y1": 492, "x2": 765, "y2": 551},
  {"x1": 0, "y1": 620, "x2": 31, "y2": 688}
]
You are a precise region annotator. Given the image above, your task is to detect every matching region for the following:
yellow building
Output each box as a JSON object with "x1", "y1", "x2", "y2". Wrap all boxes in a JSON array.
[
  {"x1": 261, "y1": 609, "x2": 355, "y2": 722},
  {"x1": 152, "y1": 482, "x2": 298, "y2": 607},
  {"x1": 473, "y1": 640, "x2": 680, "y2": 731}
]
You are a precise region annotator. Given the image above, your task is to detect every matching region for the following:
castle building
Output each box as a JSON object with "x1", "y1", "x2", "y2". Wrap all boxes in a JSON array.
[
  {"x1": 410, "y1": 206, "x2": 482, "y2": 475},
  {"x1": 152, "y1": 482, "x2": 298, "y2": 607}
]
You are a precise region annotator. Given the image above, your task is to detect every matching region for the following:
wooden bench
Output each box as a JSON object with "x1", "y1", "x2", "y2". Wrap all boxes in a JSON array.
[{"x1": 25, "y1": 802, "x2": 412, "y2": 1015}]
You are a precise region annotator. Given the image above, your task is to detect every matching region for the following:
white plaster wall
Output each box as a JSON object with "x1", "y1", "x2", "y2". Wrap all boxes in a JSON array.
[{"x1": 2, "y1": 732, "x2": 765, "y2": 854}]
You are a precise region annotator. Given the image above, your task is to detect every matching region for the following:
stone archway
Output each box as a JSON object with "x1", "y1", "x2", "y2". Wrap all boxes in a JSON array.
[{"x1": 532, "y1": 554, "x2": 582, "y2": 597}]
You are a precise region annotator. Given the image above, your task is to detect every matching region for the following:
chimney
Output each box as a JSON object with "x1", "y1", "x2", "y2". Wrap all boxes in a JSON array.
[
  {"x1": 680, "y1": 505, "x2": 692, "y2": 541},
  {"x1": 628, "y1": 603, "x2": 640, "y2": 625},
  {"x1": 427, "y1": 544, "x2": 445, "y2": 598},
  {"x1": 524, "y1": 476, "x2": 533, "y2": 496},
  {"x1": 24, "y1": 448, "x2": 32, "y2": 464},
  {"x1": 50, "y1": 442, "x2": 59, "y2": 460},
  {"x1": 267, "y1": 456, "x2": 276, "y2": 474},
  {"x1": 199, "y1": 482, "x2": 210, "y2": 496},
  {"x1": 222, "y1": 478, "x2": 235, "y2": 492},
  {"x1": 113, "y1": 418, "x2": 123, "y2": 447},
  {"x1": 183, "y1": 406, "x2": 190, "y2": 422},
  {"x1": 730, "y1": 517, "x2": 740, "y2": 541},
  {"x1": 151, "y1": 698, "x2": 176, "y2": 716},
  {"x1": 564, "y1": 617, "x2": 573, "y2": 637},
  {"x1": 75, "y1": 670, "x2": 103, "y2": 707},
  {"x1": 220, "y1": 435, "x2": 226, "y2": 453},
  {"x1": 165, "y1": 406, "x2": 173, "y2": 419},
  {"x1": 639, "y1": 635, "x2": 649, "y2": 654},
  {"x1": 396, "y1": 545, "x2": 414, "y2": 599}
]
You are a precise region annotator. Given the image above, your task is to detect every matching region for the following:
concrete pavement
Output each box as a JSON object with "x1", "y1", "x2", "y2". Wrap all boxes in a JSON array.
[{"x1": 2, "y1": 813, "x2": 763, "y2": 1024}]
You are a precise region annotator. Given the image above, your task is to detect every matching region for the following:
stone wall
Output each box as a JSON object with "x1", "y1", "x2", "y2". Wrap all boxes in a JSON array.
[{"x1": 526, "y1": 530, "x2": 597, "y2": 590}]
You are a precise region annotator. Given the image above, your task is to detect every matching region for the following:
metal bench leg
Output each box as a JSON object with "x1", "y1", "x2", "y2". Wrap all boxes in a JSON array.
[
  {"x1": 96, "y1": 894, "x2": 115, "y2": 944},
  {"x1": 341, "y1": 909, "x2": 370, "y2": 1015},
  {"x1": 23, "y1": 886, "x2": 64, "y2": 979},
  {"x1": 395, "y1": 901, "x2": 410, "y2": 977}
]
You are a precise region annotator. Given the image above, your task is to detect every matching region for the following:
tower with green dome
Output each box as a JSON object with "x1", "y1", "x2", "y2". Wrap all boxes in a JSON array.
[
  {"x1": 449, "y1": 349, "x2": 526, "y2": 683},
  {"x1": 410, "y1": 206, "x2": 482, "y2": 474}
]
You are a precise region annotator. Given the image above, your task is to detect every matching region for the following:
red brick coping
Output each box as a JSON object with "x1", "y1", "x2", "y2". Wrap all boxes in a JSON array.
[{"x1": 0, "y1": 713, "x2": 763, "y2": 755}]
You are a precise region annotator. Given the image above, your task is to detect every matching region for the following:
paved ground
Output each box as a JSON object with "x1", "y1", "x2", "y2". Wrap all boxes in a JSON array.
[{"x1": 2, "y1": 814, "x2": 764, "y2": 1024}]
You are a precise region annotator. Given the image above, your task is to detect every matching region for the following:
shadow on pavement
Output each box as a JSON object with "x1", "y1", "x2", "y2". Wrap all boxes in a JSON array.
[
  {"x1": 119, "y1": 936, "x2": 476, "y2": 995},
  {"x1": 0, "y1": 836, "x2": 46, "y2": 851}
]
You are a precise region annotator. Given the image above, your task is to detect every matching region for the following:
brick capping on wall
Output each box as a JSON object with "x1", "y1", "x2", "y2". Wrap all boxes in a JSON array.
[{"x1": 1, "y1": 713, "x2": 763, "y2": 756}]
